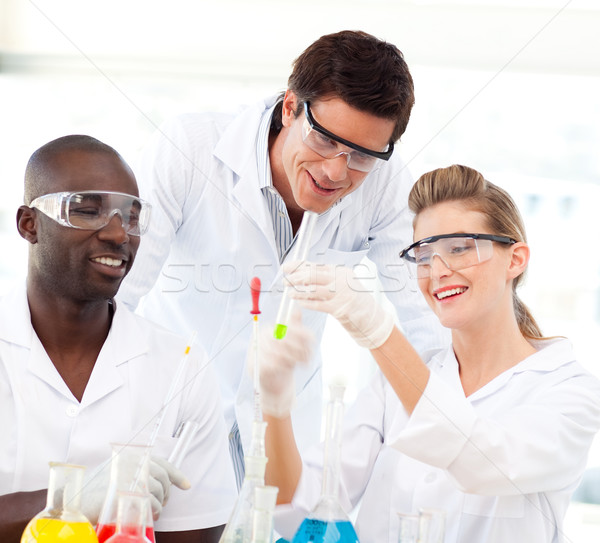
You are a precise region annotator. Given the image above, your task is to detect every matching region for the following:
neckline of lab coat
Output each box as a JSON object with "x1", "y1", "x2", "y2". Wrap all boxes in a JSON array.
[
  {"x1": 211, "y1": 94, "x2": 354, "y2": 266},
  {"x1": 1, "y1": 280, "x2": 150, "y2": 406},
  {"x1": 433, "y1": 337, "x2": 575, "y2": 402}
]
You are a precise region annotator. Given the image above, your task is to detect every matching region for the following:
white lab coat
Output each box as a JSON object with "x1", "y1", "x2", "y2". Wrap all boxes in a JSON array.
[
  {"x1": 275, "y1": 338, "x2": 600, "y2": 543},
  {"x1": 0, "y1": 283, "x2": 237, "y2": 531},
  {"x1": 119, "y1": 95, "x2": 449, "y2": 456}
]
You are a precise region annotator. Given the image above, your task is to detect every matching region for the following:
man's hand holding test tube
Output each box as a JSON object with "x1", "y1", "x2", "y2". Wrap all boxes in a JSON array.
[{"x1": 274, "y1": 211, "x2": 318, "y2": 339}]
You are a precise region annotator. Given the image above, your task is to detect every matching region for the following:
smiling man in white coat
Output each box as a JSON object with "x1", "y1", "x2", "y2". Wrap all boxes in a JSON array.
[{"x1": 119, "y1": 30, "x2": 449, "y2": 484}]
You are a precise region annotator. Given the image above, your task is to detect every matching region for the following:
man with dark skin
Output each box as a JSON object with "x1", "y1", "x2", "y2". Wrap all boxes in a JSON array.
[{"x1": 0, "y1": 135, "x2": 235, "y2": 543}]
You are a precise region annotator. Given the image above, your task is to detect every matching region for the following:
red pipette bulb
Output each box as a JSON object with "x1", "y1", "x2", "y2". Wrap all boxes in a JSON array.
[{"x1": 250, "y1": 277, "x2": 261, "y2": 315}]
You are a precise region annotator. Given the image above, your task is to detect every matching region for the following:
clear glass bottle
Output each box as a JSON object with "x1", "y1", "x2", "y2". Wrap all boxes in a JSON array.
[
  {"x1": 104, "y1": 492, "x2": 152, "y2": 543},
  {"x1": 219, "y1": 418, "x2": 268, "y2": 543},
  {"x1": 21, "y1": 462, "x2": 98, "y2": 543},
  {"x1": 249, "y1": 486, "x2": 278, "y2": 543},
  {"x1": 291, "y1": 385, "x2": 359, "y2": 543},
  {"x1": 95, "y1": 444, "x2": 155, "y2": 543}
]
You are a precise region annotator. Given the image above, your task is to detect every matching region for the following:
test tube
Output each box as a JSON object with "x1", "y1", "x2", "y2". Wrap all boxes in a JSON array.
[
  {"x1": 168, "y1": 421, "x2": 201, "y2": 468},
  {"x1": 274, "y1": 210, "x2": 318, "y2": 339}
]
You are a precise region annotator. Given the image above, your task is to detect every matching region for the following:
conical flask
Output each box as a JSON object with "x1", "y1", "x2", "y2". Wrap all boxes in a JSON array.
[
  {"x1": 21, "y1": 462, "x2": 98, "y2": 543},
  {"x1": 219, "y1": 421, "x2": 268, "y2": 543},
  {"x1": 249, "y1": 486, "x2": 278, "y2": 543},
  {"x1": 291, "y1": 385, "x2": 359, "y2": 543},
  {"x1": 96, "y1": 444, "x2": 155, "y2": 543},
  {"x1": 104, "y1": 492, "x2": 152, "y2": 543}
]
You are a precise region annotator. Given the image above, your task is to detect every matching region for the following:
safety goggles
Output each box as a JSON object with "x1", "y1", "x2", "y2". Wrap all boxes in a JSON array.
[
  {"x1": 302, "y1": 101, "x2": 394, "y2": 173},
  {"x1": 29, "y1": 190, "x2": 151, "y2": 236},
  {"x1": 399, "y1": 233, "x2": 516, "y2": 279}
]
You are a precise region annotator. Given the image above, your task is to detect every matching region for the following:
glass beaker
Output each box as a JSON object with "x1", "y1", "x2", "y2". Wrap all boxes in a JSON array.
[
  {"x1": 21, "y1": 462, "x2": 98, "y2": 543},
  {"x1": 291, "y1": 385, "x2": 359, "y2": 543},
  {"x1": 95, "y1": 444, "x2": 155, "y2": 543},
  {"x1": 219, "y1": 454, "x2": 268, "y2": 543},
  {"x1": 104, "y1": 492, "x2": 152, "y2": 542}
]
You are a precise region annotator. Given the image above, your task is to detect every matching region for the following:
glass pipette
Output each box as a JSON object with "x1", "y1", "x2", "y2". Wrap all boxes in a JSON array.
[
  {"x1": 131, "y1": 332, "x2": 197, "y2": 491},
  {"x1": 250, "y1": 277, "x2": 262, "y2": 424},
  {"x1": 274, "y1": 210, "x2": 318, "y2": 339},
  {"x1": 147, "y1": 331, "x2": 198, "y2": 448}
]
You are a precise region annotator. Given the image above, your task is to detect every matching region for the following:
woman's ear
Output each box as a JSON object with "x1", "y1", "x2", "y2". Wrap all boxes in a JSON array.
[
  {"x1": 17, "y1": 205, "x2": 38, "y2": 244},
  {"x1": 281, "y1": 89, "x2": 298, "y2": 128},
  {"x1": 507, "y1": 241, "x2": 529, "y2": 280}
]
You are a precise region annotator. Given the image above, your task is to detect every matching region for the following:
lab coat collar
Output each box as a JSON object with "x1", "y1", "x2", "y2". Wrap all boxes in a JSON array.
[
  {"x1": 212, "y1": 94, "x2": 355, "y2": 259},
  {"x1": 0, "y1": 279, "x2": 34, "y2": 348},
  {"x1": 215, "y1": 95, "x2": 278, "y2": 251},
  {"x1": 79, "y1": 300, "x2": 149, "y2": 406},
  {"x1": 433, "y1": 337, "x2": 575, "y2": 402},
  {"x1": 0, "y1": 281, "x2": 149, "y2": 405},
  {"x1": 213, "y1": 95, "x2": 279, "y2": 178}
]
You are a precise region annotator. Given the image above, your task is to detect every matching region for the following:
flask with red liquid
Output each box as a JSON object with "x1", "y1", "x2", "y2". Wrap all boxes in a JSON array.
[
  {"x1": 95, "y1": 444, "x2": 155, "y2": 543},
  {"x1": 104, "y1": 492, "x2": 152, "y2": 543}
]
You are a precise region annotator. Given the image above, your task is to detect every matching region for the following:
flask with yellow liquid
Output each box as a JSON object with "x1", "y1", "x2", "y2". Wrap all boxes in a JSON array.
[{"x1": 21, "y1": 461, "x2": 98, "y2": 543}]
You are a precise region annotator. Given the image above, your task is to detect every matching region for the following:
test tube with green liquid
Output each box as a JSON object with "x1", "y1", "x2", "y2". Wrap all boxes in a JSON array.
[{"x1": 274, "y1": 210, "x2": 318, "y2": 339}]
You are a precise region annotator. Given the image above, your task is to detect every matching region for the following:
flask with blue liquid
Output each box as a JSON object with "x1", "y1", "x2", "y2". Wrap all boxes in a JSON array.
[{"x1": 291, "y1": 384, "x2": 359, "y2": 543}]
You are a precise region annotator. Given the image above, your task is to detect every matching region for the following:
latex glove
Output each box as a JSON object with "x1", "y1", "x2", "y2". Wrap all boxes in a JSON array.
[
  {"x1": 80, "y1": 456, "x2": 190, "y2": 523},
  {"x1": 80, "y1": 461, "x2": 112, "y2": 525},
  {"x1": 249, "y1": 311, "x2": 314, "y2": 418},
  {"x1": 284, "y1": 262, "x2": 394, "y2": 349},
  {"x1": 148, "y1": 456, "x2": 191, "y2": 519}
]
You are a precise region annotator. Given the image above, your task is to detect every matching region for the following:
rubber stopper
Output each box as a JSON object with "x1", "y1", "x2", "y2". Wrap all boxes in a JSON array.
[{"x1": 250, "y1": 277, "x2": 261, "y2": 315}]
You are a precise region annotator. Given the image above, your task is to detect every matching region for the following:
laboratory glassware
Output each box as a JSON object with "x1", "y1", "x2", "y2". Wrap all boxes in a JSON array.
[
  {"x1": 219, "y1": 451, "x2": 268, "y2": 543},
  {"x1": 250, "y1": 276, "x2": 262, "y2": 422},
  {"x1": 291, "y1": 384, "x2": 359, "y2": 543},
  {"x1": 96, "y1": 444, "x2": 155, "y2": 543},
  {"x1": 219, "y1": 274, "x2": 268, "y2": 543},
  {"x1": 396, "y1": 513, "x2": 420, "y2": 543},
  {"x1": 249, "y1": 486, "x2": 279, "y2": 543},
  {"x1": 418, "y1": 508, "x2": 445, "y2": 543},
  {"x1": 21, "y1": 462, "x2": 98, "y2": 543},
  {"x1": 104, "y1": 492, "x2": 152, "y2": 543},
  {"x1": 167, "y1": 420, "x2": 201, "y2": 468},
  {"x1": 274, "y1": 210, "x2": 318, "y2": 339}
]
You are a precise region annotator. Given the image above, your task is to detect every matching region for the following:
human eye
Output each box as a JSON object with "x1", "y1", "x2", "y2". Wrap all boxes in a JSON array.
[
  {"x1": 350, "y1": 151, "x2": 375, "y2": 167},
  {"x1": 126, "y1": 208, "x2": 140, "y2": 226},
  {"x1": 69, "y1": 204, "x2": 102, "y2": 217},
  {"x1": 414, "y1": 247, "x2": 432, "y2": 265},
  {"x1": 448, "y1": 239, "x2": 474, "y2": 256},
  {"x1": 313, "y1": 131, "x2": 338, "y2": 150}
]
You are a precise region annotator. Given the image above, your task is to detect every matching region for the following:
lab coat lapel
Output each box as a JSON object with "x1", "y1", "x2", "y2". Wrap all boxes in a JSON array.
[
  {"x1": 82, "y1": 302, "x2": 147, "y2": 406},
  {"x1": 3, "y1": 283, "x2": 76, "y2": 399},
  {"x1": 214, "y1": 98, "x2": 277, "y2": 254}
]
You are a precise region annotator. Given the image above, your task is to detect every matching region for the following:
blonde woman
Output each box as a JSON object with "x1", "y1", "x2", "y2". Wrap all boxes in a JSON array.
[{"x1": 256, "y1": 165, "x2": 600, "y2": 543}]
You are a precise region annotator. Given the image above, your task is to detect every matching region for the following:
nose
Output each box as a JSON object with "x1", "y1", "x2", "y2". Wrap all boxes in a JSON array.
[
  {"x1": 429, "y1": 253, "x2": 452, "y2": 278},
  {"x1": 97, "y1": 211, "x2": 130, "y2": 244},
  {"x1": 321, "y1": 152, "x2": 350, "y2": 182}
]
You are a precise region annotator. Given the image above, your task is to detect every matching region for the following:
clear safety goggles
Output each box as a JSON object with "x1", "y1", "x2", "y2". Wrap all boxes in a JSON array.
[
  {"x1": 29, "y1": 190, "x2": 151, "y2": 236},
  {"x1": 302, "y1": 101, "x2": 394, "y2": 173},
  {"x1": 399, "y1": 233, "x2": 516, "y2": 279}
]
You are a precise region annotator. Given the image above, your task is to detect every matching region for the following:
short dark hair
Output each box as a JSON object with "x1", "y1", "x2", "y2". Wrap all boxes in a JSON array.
[
  {"x1": 24, "y1": 135, "x2": 123, "y2": 204},
  {"x1": 286, "y1": 30, "x2": 415, "y2": 143}
]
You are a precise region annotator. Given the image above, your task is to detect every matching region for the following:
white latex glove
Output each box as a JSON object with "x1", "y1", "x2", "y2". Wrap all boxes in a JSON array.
[
  {"x1": 148, "y1": 455, "x2": 191, "y2": 519},
  {"x1": 81, "y1": 455, "x2": 190, "y2": 523},
  {"x1": 80, "y1": 461, "x2": 112, "y2": 525},
  {"x1": 284, "y1": 262, "x2": 394, "y2": 349},
  {"x1": 248, "y1": 311, "x2": 314, "y2": 418}
]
